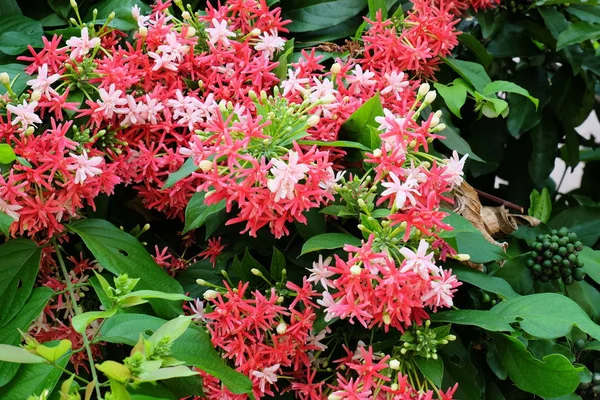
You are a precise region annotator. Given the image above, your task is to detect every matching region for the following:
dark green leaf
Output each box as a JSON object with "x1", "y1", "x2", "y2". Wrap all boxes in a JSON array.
[
  {"x1": 100, "y1": 314, "x2": 252, "y2": 395},
  {"x1": 282, "y1": 0, "x2": 367, "y2": 33},
  {"x1": 84, "y1": 0, "x2": 151, "y2": 31},
  {"x1": 300, "y1": 233, "x2": 361, "y2": 255},
  {"x1": 580, "y1": 246, "x2": 600, "y2": 286},
  {"x1": 492, "y1": 333, "x2": 581, "y2": 398},
  {"x1": 440, "y1": 338, "x2": 484, "y2": 400},
  {"x1": 486, "y1": 339, "x2": 507, "y2": 380},
  {"x1": 529, "y1": 117, "x2": 558, "y2": 184},
  {"x1": 566, "y1": 5, "x2": 600, "y2": 23},
  {"x1": 483, "y1": 81, "x2": 539, "y2": 109},
  {"x1": 453, "y1": 265, "x2": 520, "y2": 300},
  {"x1": 549, "y1": 206, "x2": 600, "y2": 247},
  {"x1": 0, "y1": 64, "x2": 30, "y2": 96},
  {"x1": 0, "y1": 16, "x2": 43, "y2": 55},
  {"x1": 274, "y1": 38, "x2": 294, "y2": 81},
  {"x1": 564, "y1": 128, "x2": 580, "y2": 167},
  {"x1": 557, "y1": 21, "x2": 600, "y2": 50},
  {"x1": 0, "y1": 240, "x2": 41, "y2": 325},
  {"x1": 458, "y1": 33, "x2": 493, "y2": 67},
  {"x1": 434, "y1": 81, "x2": 467, "y2": 119},
  {"x1": 415, "y1": 357, "x2": 443, "y2": 387},
  {"x1": 454, "y1": 232, "x2": 506, "y2": 263},
  {"x1": 176, "y1": 259, "x2": 224, "y2": 299},
  {"x1": 163, "y1": 158, "x2": 197, "y2": 189},
  {"x1": 68, "y1": 219, "x2": 184, "y2": 319},
  {"x1": 0, "y1": 0, "x2": 20, "y2": 16},
  {"x1": 528, "y1": 340, "x2": 575, "y2": 362},
  {"x1": 270, "y1": 247, "x2": 286, "y2": 281},
  {"x1": 528, "y1": 188, "x2": 552, "y2": 223},
  {"x1": 437, "y1": 112, "x2": 485, "y2": 162},
  {"x1": 0, "y1": 212, "x2": 12, "y2": 237},
  {"x1": 183, "y1": 192, "x2": 226, "y2": 234},
  {"x1": 494, "y1": 255, "x2": 534, "y2": 295},
  {"x1": 340, "y1": 93, "x2": 384, "y2": 150}
]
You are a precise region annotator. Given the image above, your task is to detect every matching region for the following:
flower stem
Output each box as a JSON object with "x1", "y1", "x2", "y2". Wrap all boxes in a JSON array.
[{"x1": 52, "y1": 238, "x2": 103, "y2": 400}]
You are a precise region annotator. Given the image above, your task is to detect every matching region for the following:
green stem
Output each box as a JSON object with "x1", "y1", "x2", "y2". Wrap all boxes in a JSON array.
[
  {"x1": 53, "y1": 363, "x2": 90, "y2": 385},
  {"x1": 53, "y1": 238, "x2": 103, "y2": 400}
]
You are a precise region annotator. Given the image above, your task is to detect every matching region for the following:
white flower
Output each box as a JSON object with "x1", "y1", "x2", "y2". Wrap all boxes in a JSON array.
[
  {"x1": 26, "y1": 64, "x2": 61, "y2": 98},
  {"x1": 381, "y1": 70, "x2": 409, "y2": 100},
  {"x1": 254, "y1": 29, "x2": 285, "y2": 58},
  {"x1": 281, "y1": 69, "x2": 309, "y2": 97},
  {"x1": 205, "y1": 18, "x2": 236, "y2": 47},
  {"x1": 158, "y1": 32, "x2": 190, "y2": 63},
  {"x1": 251, "y1": 364, "x2": 280, "y2": 393},
  {"x1": 117, "y1": 95, "x2": 148, "y2": 127},
  {"x1": 0, "y1": 198, "x2": 22, "y2": 222},
  {"x1": 67, "y1": 151, "x2": 103, "y2": 185},
  {"x1": 131, "y1": 4, "x2": 150, "y2": 28},
  {"x1": 148, "y1": 51, "x2": 179, "y2": 72},
  {"x1": 6, "y1": 100, "x2": 42, "y2": 130},
  {"x1": 443, "y1": 150, "x2": 468, "y2": 189},
  {"x1": 96, "y1": 84, "x2": 127, "y2": 118},
  {"x1": 66, "y1": 27, "x2": 101, "y2": 59},
  {"x1": 380, "y1": 171, "x2": 420, "y2": 209},
  {"x1": 399, "y1": 240, "x2": 440, "y2": 280},
  {"x1": 307, "y1": 255, "x2": 334, "y2": 289},
  {"x1": 267, "y1": 151, "x2": 309, "y2": 202}
]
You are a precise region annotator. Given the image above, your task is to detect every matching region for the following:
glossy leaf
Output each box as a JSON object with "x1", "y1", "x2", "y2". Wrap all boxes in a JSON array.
[
  {"x1": 557, "y1": 21, "x2": 600, "y2": 50},
  {"x1": 452, "y1": 265, "x2": 520, "y2": 300},
  {"x1": 483, "y1": 81, "x2": 539, "y2": 109},
  {"x1": 0, "y1": 16, "x2": 43, "y2": 55},
  {"x1": 340, "y1": 93, "x2": 384, "y2": 150},
  {"x1": 35, "y1": 339, "x2": 72, "y2": 363},
  {"x1": 0, "y1": 211, "x2": 12, "y2": 237},
  {"x1": 183, "y1": 192, "x2": 226, "y2": 234},
  {"x1": 434, "y1": 81, "x2": 468, "y2": 119},
  {"x1": 437, "y1": 112, "x2": 485, "y2": 162},
  {"x1": 300, "y1": 233, "x2": 361, "y2": 255},
  {"x1": 68, "y1": 219, "x2": 185, "y2": 319},
  {"x1": 443, "y1": 58, "x2": 492, "y2": 92},
  {"x1": 282, "y1": 0, "x2": 367, "y2": 33},
  {"x1": 72, "y1": 309, "x2": 117, "y2": 333},
  {"x1": 138, "y1": 366, "x2": 198, "y2": 382},
  {"x1": 549, "y1": 206, "x2": 600, "y2": 247},
  {"x1": 163, "y1": 158, "x2": 197, "y2": 189},
  {"x1": 415, "y1": 357, "x2": 443, "y2": 387},
  {"x1": 0, "y1": 144, "x2": 16, "y2": 164},
  {"x1": 0, "y1": 345, "x2": 45, "y2": 364},
  {"x1": 528, "y1": 188, "x2": 552, "y2": 223}
]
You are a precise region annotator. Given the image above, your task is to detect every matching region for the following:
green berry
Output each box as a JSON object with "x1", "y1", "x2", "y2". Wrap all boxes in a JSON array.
[
  {"x1": 568, "y1": 254, "x2": 577, "y2": 262},
  {"x1": 564, "y1": 275, "x2": 574, "y2": 285},
  {"x1": 550, "y1": 242, "x2": 559, "y2": 251},
  {"x1": 573, "y1": 268, "x2": 585, "y2": 281},
  {"x1": 562, "y1": 259, "x2": 571, "y2": 268},
  {"x1": 593, "y1": 373, "x2": 600, "y2": 385},
  {"x1": 534, "y1": 242, "x2": 543, "y2": 252},
  {"x1": 542, "y1": 241, "x2": 551, "y2": 250},
  {"x1": 558, "y1": 237, "x2": 568, "y2": 246},
  {"x1": 558, "y1": 227, "x2": 569, "y2": 237},
  {"x1": 551, "y1": 229, "x2": 558, "y2": 236},
  {"x1": 567, "y1": 244, "x2": 575, "y2": 253},
  {"x1": 543, "y1": 250, "x2": 553, "y2": 259},
  {"x1": 531, "y1": 251, "x2": 539, "y2": 258},
  {"x1": 482, "y1": 293, "x2": 491, "y2": 303},
  {"x1": 543, "y1": 260, "x2": 553, "y2": 268},
  {"x1": 576, "y1": 259, "x2": 584, "y2": 268},
  {"x1": 568, "y1": 232, "x2": 577, "y2": 241},
  {"x1": 552, "y1": 255, "x2": 562, "y2": 264},
  {"x1": 551, "y1": 235, "x2": 560, "y2": 243},
  {"x1": 558, "y1": 247, "x2": 567, "y2": 256},
  {"x1": 532, "y1": 264, "x2": 542, "y2": 273},
  {"x1": 526, "y1": 259, "x2": 535, "y2": 268},
  {"x1": 536, "y1": 234, "x2": 545, "y2": 241},
  {"x1": 575, "y1": 241, "x2": 583, "y2": 251}
]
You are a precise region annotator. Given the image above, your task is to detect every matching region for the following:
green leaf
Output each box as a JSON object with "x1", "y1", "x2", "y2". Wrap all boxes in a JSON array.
[
  {"x1": 431, "y1": 309, "x2": 514, "y2": 331},
  {"x1": 176, "y1": 260, "x2": 224, "y2": 300},
  {"x1": 452, "y1": 265, "x2": 520, "y2": 300},
  {"x1": 483, "y1": 81, "x2": 539, "y2": 109},
  {"x1": 566, "y1": 5, "x2": 600, "y2": 24},
  {"x1": 148, "y1": 316, "x2": 192, "y2": 346},
  {"x1": 139, "y1": 366, "x2": 198, "y2": 382},
  {"x1": 84, "y1": 0, "x2": 150, "y2": 31},
  {"x1": 528, "y1": 188, "x2": 552, "y2": 223},
  {"x1": 100, "y1": 314, "x2": 252, "y2": 395},
  {"x1": 163, "y1": 158, "x2": 197, "y2": 189},
  {"x1": 0, "y1": 16, "x2": 43, "y2": 55},
  {"x1": 121, "y1": 290, "x2": 191, "y2": 302},
  {"x1": 0, "y1": 144, "x2": 16, "y2": 164},
  {"x1": 183, "y1": 192, "x2": 226, "y2": 234},
  {"x1": 454, "y1": 232, "x2": 506, "y2": 263},
  {"x1": 282, "y1": 0, "x2": 367, "y2": 33},
  {"x1": 300, "y1": 233, "x2": 361, "y2": 255},
  {"x1": 72, "y1": 309, "x2": 117, "y2": 333},
  {"x1": 0, "y1": 64, "x2": 30, "y2": 96},
  {"x1": 68, "y1": 219, "x2": 185, "y2": 319},
  {"x1": 529, "y1": 117, "x2": 558, "y2": 184},
  {"x1": 0, "y1": 342, "x2": 69, "y2": 399},
  {"x1": 458, "y1": 33, "x2": 493, "y2": 68},
  {"x1": 493, "y1": 333, "x2": 582, "y2": 398},
  {"x1": 415, "y1": 357, "x2": 443, "y2": 387},
  {"x1": 340, "y1": 93, "x2": 384, "y2": 150},
  {"x1": 528, "y1": 339, "x2": 575, "y2": 362},
  {"x1": 580, "y1": 246, "x2": 600, "y2": 286},
  {"x1": 270, "y1": 247, "x2": 286, "y2": 281},
  {"x1": 443, "y1": 58, "x2": 492, "y2": 93},
  {"x1": 0, "y1": 211, "x2": 12, "y2": 237},
  {"x1": 0, "y1": 240, "x2": 41, "y2": 325},
  {"x1": 437, "y1": 112, "x2": 485, "y2": 162},
  {"x1": 97, "y1": 360, "x2": 132, "y2": 383},
  {"x1": 296, "y1": 140, "x2": 371, "y2": 151},
  {"x1": 549, "y1": 206, "x2": 600, "y2": 247},
  {"x1": 0, "y1": 287, "x2": 53, "y2": 387},
  {"x1": 368, "y1": 0, "x2": 387, "y2": 19},
  {"x1": 494, "y1": 255, "x2": 534, "y2": 295},
  {"x1": 0, "y1": 345, "x2": 44, "y2": 364},
  {"x1": 440, "y1": 338, "x2": 484, "y2": 400},
  {"x1": 434, "y1": 81, "x2": 468, "y2": 119},
  {"x1": 274, "y1": 38, "x2": 294, "y2": 81},
  {"x1": 557, "y1": 21, "x2": 600, "y2": 50},
  {"x1": 0, "y1": 0, "x2": 20, "y2": 17}
]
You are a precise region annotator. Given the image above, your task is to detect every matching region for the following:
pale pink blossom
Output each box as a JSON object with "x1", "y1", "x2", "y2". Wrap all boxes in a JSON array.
[
  {"x1": 251, "y1": 364, "x2": 279, "y2": 393},
  {"x1": 381, "y1": 70, "x2": 410, "y2": 99},
  {"x1": 6, "y1": 100, "x2": 42, "y2": 129},
  {"x1": 375, "y1": 108, "x2": 405, "y2": 132},
  {"x1": 26, "y1": 64, "x2": 60, "y2": 98},
  {"x1": 67, "y1": 151, "x2": 103, "y2": 185},
  {"x1": 66, "y1": 27, "x2": 101, "y2": 59},
  {"x1": 399, "y1": 239, "x2": 440, "y2": 280},
  {"x1": 0, "y1": 198, "x2": 22, "y2": 222},
  {"x1": 281, "y1": 69, "x2": 309, "y2": 97},
  {"x1": 380, "y1": 171, "x2": 419, "y2": 209},
  {"x1": 189, "y1": 298, "x2": 206, "y2": 322},
  {"x1": 205, "y1": 19, "x2": 236, "y2": 47},
  {"x1": 148, "y1": 51, "x2": 179, "y2": 71},
  {"x1": 319, "y1": 167, "x2": 345, "y2": 194},
  {"x1": 317, "y1": 291, "x2": 337, "y2": 322},
  {"x1": 307, "y1": 255, "x2": 334, "y2": 288},
  {"x1": 117, "y1": 95, "x2": 148, "y2": 127},
  {"x1": 346, "y1": 65, "x2": 376, "y2": 93},
  {"x1": 267, "y1": 151, "x2": 309, "y2": 202},
  {"x1": 443, "y1": 150, "x2": 468, "y2": 188},
  {"x1": 422, "y1": 269, "x2": 461, "y2": 310},
  {"x1": 96, "y1": 84, "x2": 127, "y2": 118},
  {"x1": 255, "y1": 30, "x2": 285, "y2": 57}
]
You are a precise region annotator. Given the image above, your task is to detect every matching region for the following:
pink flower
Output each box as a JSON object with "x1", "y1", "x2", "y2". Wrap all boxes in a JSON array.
[
  {"x1": 422, "y1": 269, "x2": 461, "y2": 310},
  {"x1": 443, "y1": 150, "x2": 468, "y2": 188},
  {"x1": 67, "y1": 151, "x2": 103, "y2": 185},
  {"x1": 95, "y1": 84, "x2": 127, "y2": 118},
  {"x1": 281, "y1": 69, "x2": 309, "y2": 97},
  {"x1": 267, "y1": 151, "x2": 309, "y2": 202},
  {"x1": 346, "y1": 65, "x2": 376, "y2": 94},
  {"x1": 307, "y1": 255, "x2": 334, "y2": 288},
  {"x1": 6, "y1": 100, "x2": 42, "y2": 129},
  {"x1": 26, "y1": 64, "x2": 61, "y2": 98},
  {"x1": 381, "y1": 70, "x2": 410, "y2": 100},
  {"x1": 399, "y1": 239, "x2": 440, "y2": 279},
  {"x1": 251, "y1": 364, "x2": 280, "y2": 393},
  {"x1": 316, "y1": 291, "x2": 337, "y2": 322},
  {"x1": 205, "y1": 19, "x2": 236, "y2": 47},
  {"x1": 380, "y1": 171, "x2": 420, "y2": 209},
  {"x1": 0, "y1": 197, "x2": 22, "y2": 222},
  {"x1": 66, "y1": 27, "x2": 101, "y2": 59},
  {"x1": 255, "y1": 30, "x2": 285, "y2": 58}
]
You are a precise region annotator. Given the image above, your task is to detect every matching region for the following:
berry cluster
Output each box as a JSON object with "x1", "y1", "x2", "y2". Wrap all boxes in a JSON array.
[{"x1": 526, "y1": 228, "x2": 585, "y2": 284}]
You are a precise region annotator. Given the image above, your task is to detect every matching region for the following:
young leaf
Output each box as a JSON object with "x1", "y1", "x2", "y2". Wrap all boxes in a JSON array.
[
  {"x1": 68, "y1": 219, "x2": 185, "y2": 319},
  {"x1": 340, "y1": 93, "x2": 384, "y2": 150},
  {"x1": 183, "y1": 192, "x2": 226, "y2": 234},
  {"x1": 0, "y1": 345, "x2": 45, "y2": 364},
  {"x1": 148, "y1": 316, "x2": 193, "y2": 346},
  {"x1": 72, "y1": 309, "x2": 117, "y2": 333},
  {"x1": 483, "y1": 81, "x2": 539, "y2": 109},
  {"x1": 0, "y1": 143, "x2": 16, "y2": 164},
  {"x1": 270, "y1": 247, "x2": 287, "y2": 281},
  {"x1": 528, "y1": 188, "x2": 552, "y2": 223},
  {"x1": 492, "y1": 333, "x2": 582, "y2": 398},
  {"x1": 35, "y1": 339, "x2": 72, "y2": 363},
  {"x1": 300, "y1": 233, "x2": 362, "y2": 255},
  {"x1": 120, "y1": 290, "x2": 191, "y2": 302},
  {"x1": 163, "y1": 157, "x2": 197, "y2": 189},
  {"x1": 97, "y1": 361, "x2": 132, "y2": 383},
  {"x1": 138, "y1": 366, "x2": 198, "y2": 382},
  {"x1": 442, "y1": 58, "x2": 492, "y2": 92}
]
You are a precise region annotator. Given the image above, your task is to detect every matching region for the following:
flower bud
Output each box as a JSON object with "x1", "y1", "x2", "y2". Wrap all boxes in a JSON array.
[
  {"x1": 0, "y1": 72, "x2": 10, "y2": 85},
  {"x1": 70, "y1": 0, "x2": 78, "y2": 9},
  {"x1": 418, "y1": 83, "x2": 430, "y2": 97},
  {"x1": 276, "y1": 296, "x2": 284, "y2": 304},
  {"x1": 203, "y1": 290, "x2": 219, "y2": 300},
  {"x1": 182, "y1": 11, "x2": 191, "y2": 20},
  {"x1": 434, "y1": 110, "x2": 443, "y2": 118},
  {"x1": 320, "y1": 94, "x2": 336, "y2": 104},
  {"x1": 389, "y1": 359, "x2": 400, "y2": 370},
  {"x1": 372, "y1": 148, "x2": 382, "y2": 158},
  {"x1": 430, "y1": 115, "x2": 440, "y2": 127},
  {"x1": 328, "y1": 394, "x2": 343, "y2": 400},
  {"x1": 306, "y1": 114, "x2": 320, "y2": 127},
  {"x1": 276, "y1": 322, "x2": 287, "y2": 334},
  {"x1": 391, "y1": 383, "x2": 399, "y2": 391},
  {"x1": 382, "y1": 312, "x2": 391, "y2": 325},
  {"x1": 25, "y1": 126, "x2": 35, "y2": 135},
  {"x1": 196, "y1": 278, "x2": 207, "y2": 286},
  {"x1": 455, "y1": 253, "x2": 470, "y2": 261},
  {"x1": 250, "y1": 28, "x2": 261, "y2": 36},
  {"x1": 357, "y1": 198, "x2": 366, "y2": 209},
  {"x1": 30, "y1": 91, "x2": 42, "y2": 101},
  {"x1": 198, "y1": 160, "x2": 213, "y2": 172},
  {"x1": 432, "y1": 123, "x2": 446, "y2": 132},
  {"x1": 350, "y1": 265, "x2": 362, "y2": 276},
  {"x1": 138, "y1": 27, "x2": 148, "y2": 37},
  {"x1": 251, "y1": 268, "x2": 262, "y2": 276},
  {"x1": 424, "y1": 91, "x2": 437, "y2": 104},
  {"x1": 331, "y1": 63, "x2": 341, "y2": 74},
  {"x1": 186, "y1": 27, "x2": 196, "y2": 37}
]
